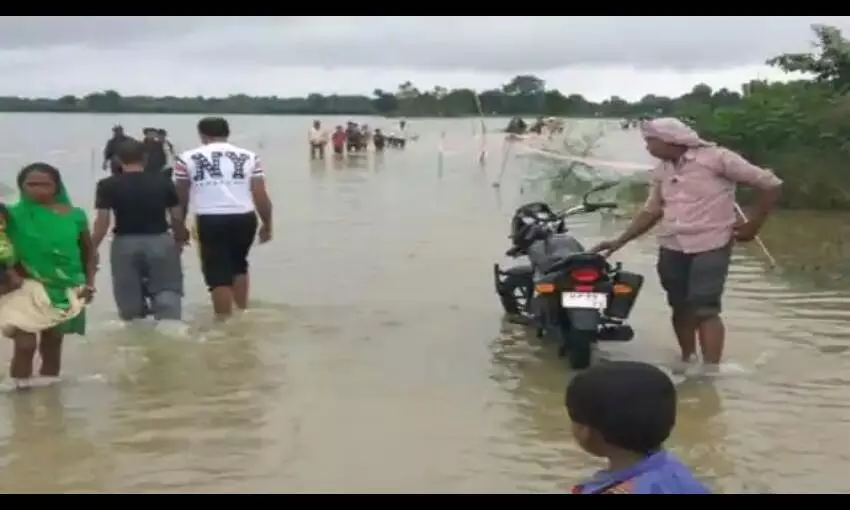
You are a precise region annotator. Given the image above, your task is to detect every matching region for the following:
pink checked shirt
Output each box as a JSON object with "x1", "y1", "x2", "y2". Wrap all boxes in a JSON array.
[{"x1": 645, "y1": 146, "x2": 782, "y2": 254}]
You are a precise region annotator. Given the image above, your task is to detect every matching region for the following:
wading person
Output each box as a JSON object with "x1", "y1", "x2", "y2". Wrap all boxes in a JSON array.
[
  {"x1": 308, "y1": 120, "x2": 328, "y2": 160},
  {"x1": 591, "y1": 118, "x2": 782, "y2": 369},
  {"x1": 92, "y1": 139, "x2": 187, "y2": 323},
  {"x1": 331, "y1": 125, "x2": 346, "y2": 158},
  {"x1": 173, "y1": 117, "x2": 273, "y2": 319},
  {"x1": 158, "y1": 128, "x2": 177, "y2": 179},
  {"x1": 345, "y1": 122, "x2": 362, "y2": 153},
  {"x1": 102, "y1": 125, "x2": 130, "y2": 175},
  {"x1": 142, "y1": 127, "x2": 168, "y2": 174},
  {"x1": 0, "y1": 163, "x2": 95, "y2": 387}
]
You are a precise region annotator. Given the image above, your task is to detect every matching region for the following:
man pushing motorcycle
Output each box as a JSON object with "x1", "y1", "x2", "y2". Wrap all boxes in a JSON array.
[{"x1": 591, "y1": 118, "x2": 782, "y2": 370}]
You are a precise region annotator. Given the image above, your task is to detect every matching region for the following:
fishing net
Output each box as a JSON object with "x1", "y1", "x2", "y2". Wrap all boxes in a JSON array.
[{"x1": 507, "y1": 127, "x2": 651, "y2": 206}]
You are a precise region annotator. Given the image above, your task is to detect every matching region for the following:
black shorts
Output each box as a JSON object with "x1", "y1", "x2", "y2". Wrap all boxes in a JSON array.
[{"x1": 195, "y1": 212, "x2": 258, "y2": 288}]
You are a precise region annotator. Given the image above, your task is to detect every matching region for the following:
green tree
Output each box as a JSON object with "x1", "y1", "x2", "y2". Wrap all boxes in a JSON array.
[
  {"x1": 693, "y1": 24, "x2": 850, "y2": 210},
  {"x1": 767, "y1": 24, "x2": 850, "y2": 92}
]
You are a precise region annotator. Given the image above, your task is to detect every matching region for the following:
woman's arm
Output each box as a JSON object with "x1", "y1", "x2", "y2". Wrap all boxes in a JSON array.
[{"x1": 78, "y1": 227, "x2": 96, "y2": 288}]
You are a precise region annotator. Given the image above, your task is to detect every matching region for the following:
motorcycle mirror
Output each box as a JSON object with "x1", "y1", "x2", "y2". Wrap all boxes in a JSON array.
[
  {"x1": 581, "y1": 181, "x2": 619, "y2": 206},
  {"x1": 592, "y1": 181, "x2": 619, "y2": 193}
]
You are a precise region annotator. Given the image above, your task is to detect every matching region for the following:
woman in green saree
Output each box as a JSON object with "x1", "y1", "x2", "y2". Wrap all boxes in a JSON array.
[{"x1": 1, "y1": 163, "x2": 96, "y2": 385}]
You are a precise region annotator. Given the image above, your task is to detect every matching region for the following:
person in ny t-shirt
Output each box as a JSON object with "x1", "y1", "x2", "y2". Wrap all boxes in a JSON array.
[
  {"x1": 173, "y1": 116, "x2": 273, "y2": 319},
  {"x1": 91, "y1": 139, "x2": 187, "y2": 323}
]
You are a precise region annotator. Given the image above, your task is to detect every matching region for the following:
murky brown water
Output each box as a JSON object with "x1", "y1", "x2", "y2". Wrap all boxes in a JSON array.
[{"x1": 0, "y1": 115, "x2": 847, "y2": 493}]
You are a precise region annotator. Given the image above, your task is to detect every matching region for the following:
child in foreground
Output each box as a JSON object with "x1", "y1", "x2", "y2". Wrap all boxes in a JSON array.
[{"x1": 566, "y1": 361, "x2": 711, "y2": 494}]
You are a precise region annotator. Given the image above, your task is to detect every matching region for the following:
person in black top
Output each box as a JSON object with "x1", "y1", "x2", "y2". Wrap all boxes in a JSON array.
[
  {"x1": 373, "y1": 128, "x2": 386, "y2": 152},
  {"x1": 345, "y1": 122, "x2": 362, "y2": 152},
  {"x1": 102, "y1": 125, "x2": 131, "y2": 175},
  {"x1": 142, "y1": 127, "x2": 168, "y2": 174},
  {"x1": 153, "y1": 128, "x2": 177, "y2": 179},
  {"x1": 91, "y1": 139, "x2": 188, "y2": 323}
]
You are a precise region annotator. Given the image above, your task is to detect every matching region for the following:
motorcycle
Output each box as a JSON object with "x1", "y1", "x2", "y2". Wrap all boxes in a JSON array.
[{"x1": 493, "y1": 182, "x2": 644, "y2": 369}]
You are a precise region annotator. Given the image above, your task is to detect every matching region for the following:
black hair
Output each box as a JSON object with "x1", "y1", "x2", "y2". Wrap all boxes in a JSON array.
[
  {"x1": 157, "y1": 128, "x2": 167, "y2": 136},
  {"x1": 115, "y1": 139, "x2": 147, "y2": 165},
  {"x1": 566, "y1": 361, "x2": 676, "y2": 454},
  {"x1": 197, "y1": 117, "x2": 230, "y2": 138},
  {"x1": 17, "y1": 162, "x2": 63, "y2": 195},
  {"x1": 143, "y1": 127, "x2": 158, "y2": 135}
]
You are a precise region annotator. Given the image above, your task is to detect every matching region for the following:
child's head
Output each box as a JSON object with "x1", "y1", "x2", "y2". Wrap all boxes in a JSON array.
[{"x1": 566, "y1": 361, "x2": 676, "y2": 458}]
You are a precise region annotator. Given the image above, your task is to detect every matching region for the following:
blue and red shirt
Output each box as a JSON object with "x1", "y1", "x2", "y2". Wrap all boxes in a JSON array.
[{"x1": 572, "y1": 450, "x2": 710, "y2": 494}]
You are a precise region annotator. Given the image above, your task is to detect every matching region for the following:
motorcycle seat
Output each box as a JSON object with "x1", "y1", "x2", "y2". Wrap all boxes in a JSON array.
[
  {"x1": 501, "y1": 264, "x2": 533, "y2": 277},
  {"x1": 544, "y1": 252, "x2": 608, "y2": 275}
]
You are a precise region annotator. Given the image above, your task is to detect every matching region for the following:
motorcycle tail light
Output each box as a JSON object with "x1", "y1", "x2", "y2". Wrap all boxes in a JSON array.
[{"x1": 571, "y1": 267, "x2": 600, "y2": 283}]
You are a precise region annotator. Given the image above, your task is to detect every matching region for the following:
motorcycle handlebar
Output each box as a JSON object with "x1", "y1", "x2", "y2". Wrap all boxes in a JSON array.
[
  {"x1": 560, "y1": 202, "x2": 618, "y2": 218},
  {"x1": 585, "y1": 202, "x2": 619, "y2": 211},
  {"x1": 505, "y1": 246, "x2": 523, "y2": 257}
]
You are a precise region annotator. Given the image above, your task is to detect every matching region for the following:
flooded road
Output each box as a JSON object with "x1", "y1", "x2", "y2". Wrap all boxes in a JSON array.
[{"x1": 0, "y1": 114, "x2": 848, "y2": 493}]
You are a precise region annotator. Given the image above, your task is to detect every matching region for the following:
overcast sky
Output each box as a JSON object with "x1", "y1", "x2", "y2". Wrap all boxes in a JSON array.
[{"x1": 1, "y1": 16, "x2": 847, "y2": 101}]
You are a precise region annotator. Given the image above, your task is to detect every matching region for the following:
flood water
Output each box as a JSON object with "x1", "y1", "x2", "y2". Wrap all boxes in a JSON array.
[{"x1": 0, "y1": 114, "x2": 848, "y2": 493}]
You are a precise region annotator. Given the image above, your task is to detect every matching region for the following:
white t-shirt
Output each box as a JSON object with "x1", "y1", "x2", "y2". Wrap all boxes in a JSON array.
[
  {"x1": 173, "y1": 141, "x2": 264, "y2": 215},
  {"x1": 309, "y1": 127, "x2": 327, "y2": 144}
]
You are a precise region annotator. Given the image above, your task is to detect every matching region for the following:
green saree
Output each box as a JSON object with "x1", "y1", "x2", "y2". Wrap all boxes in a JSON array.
[{"x1": 6, "y1": 184, "x2": 88, "y2": 334}]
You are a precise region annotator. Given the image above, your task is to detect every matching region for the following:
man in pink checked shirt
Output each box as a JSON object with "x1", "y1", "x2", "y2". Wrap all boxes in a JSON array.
[{"x1": 592, "y1": 118, "x2": 782, "y2": 368}]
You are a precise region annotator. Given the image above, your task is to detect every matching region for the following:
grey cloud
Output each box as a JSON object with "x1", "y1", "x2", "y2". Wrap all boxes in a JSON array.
[
  {"x1": 1, "y1": 16, "x2": 848, "y2": 72},
  {"x1": 0, "y1": 17, "x2": 300, "y2": 50}
]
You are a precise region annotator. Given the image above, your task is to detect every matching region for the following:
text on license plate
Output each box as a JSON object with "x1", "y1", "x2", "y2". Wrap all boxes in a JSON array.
[{"x1": 561, "y1": 292, "x2": 607, "y2": 310}]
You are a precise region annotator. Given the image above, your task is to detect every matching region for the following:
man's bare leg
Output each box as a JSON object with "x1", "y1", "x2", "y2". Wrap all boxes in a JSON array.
[
  {"x1": 211, "y1": 286, "x2": 234, "y2": 319},
  {"x1": 698, "y1": 315, "x2": 725, "y2": 365},
  {"x1": 232, "y1": 273, "x2": 249, "y2": 310},
  {"x1": 672, "y1": 310, "x2": 698, "y2": 362}
]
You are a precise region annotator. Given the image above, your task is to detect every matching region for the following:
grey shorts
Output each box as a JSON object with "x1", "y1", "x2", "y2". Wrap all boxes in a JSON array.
[{"x1": 657, "y1": 243, "x2": 732, "y2": 317}]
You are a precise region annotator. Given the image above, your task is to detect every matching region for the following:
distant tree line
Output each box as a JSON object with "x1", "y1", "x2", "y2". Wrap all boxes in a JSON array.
[{"x1": 0, "y1": 75, "x2": 741, "y2": 119}]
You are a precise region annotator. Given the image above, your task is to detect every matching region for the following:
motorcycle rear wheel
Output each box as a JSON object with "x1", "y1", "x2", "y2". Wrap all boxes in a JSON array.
[{"x1": 559, "y1": 325, "x2": 594, "y2": 370}]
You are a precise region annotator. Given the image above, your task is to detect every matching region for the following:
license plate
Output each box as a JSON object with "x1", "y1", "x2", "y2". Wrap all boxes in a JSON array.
[{"x1": 561, "y1": 292, "x2": 607, "y2": 310}]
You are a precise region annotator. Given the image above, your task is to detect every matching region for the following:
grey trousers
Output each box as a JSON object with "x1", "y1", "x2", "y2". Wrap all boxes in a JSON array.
[{"x1": 110, "y1": 233, "x2": 183, "y2": 321}]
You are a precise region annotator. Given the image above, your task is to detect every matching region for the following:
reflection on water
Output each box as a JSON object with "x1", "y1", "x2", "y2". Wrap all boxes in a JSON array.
[{"x1": 0, "y1": 115, "x2": 847, "y2": 492}]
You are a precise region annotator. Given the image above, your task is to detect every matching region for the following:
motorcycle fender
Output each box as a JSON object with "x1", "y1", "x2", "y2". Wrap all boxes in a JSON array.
[{"x1": 566, "y1": 308, "x2": 600, "y2": 331}]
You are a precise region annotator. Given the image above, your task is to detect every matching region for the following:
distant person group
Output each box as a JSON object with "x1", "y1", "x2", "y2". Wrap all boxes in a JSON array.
[
  {"x1": 504, "y1": 116, "x2": 566, "y2": 137},
  {"x1": 0, "y1": 117, "x2": 273, "y2": 389},
  {"x1": 308, "y1": 119, "x2": 411, "y2": 160},
  {"x1": 102, "y1": 125, "x2": 176, "y2": 177}
]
